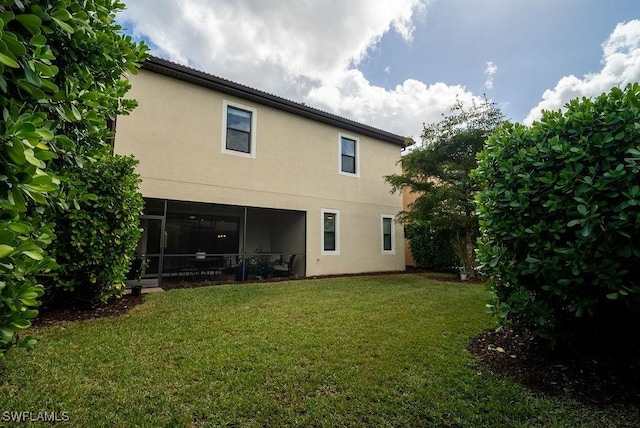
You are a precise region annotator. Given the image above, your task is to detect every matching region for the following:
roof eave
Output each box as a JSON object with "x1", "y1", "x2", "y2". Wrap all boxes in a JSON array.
[{"x1": 141, "y1": 56, "x2": 406, "y2": 147}]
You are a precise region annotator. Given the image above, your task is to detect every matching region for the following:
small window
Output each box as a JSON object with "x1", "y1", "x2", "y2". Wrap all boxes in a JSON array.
[
  {"x1": 381, "y1": 215, "x2": 395, "y2": 254},
  {"x1": 321, "y1": 209, "x2": 340, "y2": 255},
  {"x1": 222, "y1": 100, "x2": 257, "y2": 158},
  {"x1": 339, "y1": 134, "x2": 359, "y2": 176}
]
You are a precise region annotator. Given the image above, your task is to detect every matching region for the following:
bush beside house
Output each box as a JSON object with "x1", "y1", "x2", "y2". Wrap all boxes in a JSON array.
[{"x1": 474, "y1": 83, "x2": 640, "y2": 348}]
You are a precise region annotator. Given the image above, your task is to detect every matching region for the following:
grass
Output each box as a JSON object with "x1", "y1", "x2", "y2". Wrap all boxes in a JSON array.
[{"x1": 0, "y1": 274, "x2": 635, "y2": 427}]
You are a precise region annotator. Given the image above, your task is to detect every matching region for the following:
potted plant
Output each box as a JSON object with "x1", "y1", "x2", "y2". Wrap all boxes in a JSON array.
[
  {"x1": 254, "y1": 245, "x2": 274, "y2": 279},
  {"x1": 452, "y1": 234, "x2": 472, "y2": 281},
  {"x1": 235, "y1": 250, "x2": 249, "y2": 281},
  {"x1": 458, "y1": 266, "x2": 468, "y2": 281}
]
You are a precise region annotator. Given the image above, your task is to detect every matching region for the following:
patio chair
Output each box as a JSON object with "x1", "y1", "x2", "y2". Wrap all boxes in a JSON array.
[{"x1": 273, "y1": 254, "x2": 296, "y2": 277}]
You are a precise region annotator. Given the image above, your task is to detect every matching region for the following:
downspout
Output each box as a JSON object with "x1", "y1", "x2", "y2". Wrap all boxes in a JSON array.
[
  {"x1": 242, "y1": 206, "x2": 248, "y2": 273},
  {"x1": 158, "y1": 199, "x2": 167, "y2": 286}
]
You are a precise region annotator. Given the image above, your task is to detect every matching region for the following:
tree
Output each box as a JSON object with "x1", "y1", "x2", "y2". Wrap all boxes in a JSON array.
[
  {"x1": 474, "y1": 83, "x2": 640, "y2": 348},
  {"x1": 386, "y1": 98, "x2": 505, "y2": 277},
  {"x1": 0, "y1": 0, "x2": 147, "y2": 358}
]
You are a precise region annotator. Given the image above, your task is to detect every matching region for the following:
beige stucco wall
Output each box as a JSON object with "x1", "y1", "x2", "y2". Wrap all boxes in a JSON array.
[
  {"x1": 114, "y1": 70, "x2": 405, "y2": 276},
  {"x1": 402, "y1": 187, "x2": 420, "y2": 267}
]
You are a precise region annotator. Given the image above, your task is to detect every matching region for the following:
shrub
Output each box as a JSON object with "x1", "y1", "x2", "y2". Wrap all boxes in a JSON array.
[
  {"x1": 46, "y1": 155, "x2": 144, "y2": 305},
  {"x1": 405, "y1": 222, "x2": 458, "y2": 273},
  {"x1": 474, "y1": 83, "x2": 640, "y2": 347}
]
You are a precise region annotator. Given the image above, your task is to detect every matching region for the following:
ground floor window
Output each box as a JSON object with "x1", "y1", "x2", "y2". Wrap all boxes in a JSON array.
[
  {"x1": 381, "y1": 215, "x2": 395, "y2": 254},
  {"x1": 321, "y1": 209, "x2": 340, "y2": 255}
]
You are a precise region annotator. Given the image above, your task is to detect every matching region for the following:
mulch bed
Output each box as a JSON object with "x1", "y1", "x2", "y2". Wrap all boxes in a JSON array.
[
  {"x1": 467, "y1": 326, "x2": 640, "y2": 408},
  {"x1": 32, "y1": 295, "x2": 146, "y2": 328}
]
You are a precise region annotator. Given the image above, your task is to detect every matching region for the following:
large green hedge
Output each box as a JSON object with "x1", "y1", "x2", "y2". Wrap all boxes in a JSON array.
[
  {"x1": 474, "y1": 83, "x2": 640, "y2": 346},
  {"x1": 0, "y1": 1, "x2": 146, "y2": 359}
]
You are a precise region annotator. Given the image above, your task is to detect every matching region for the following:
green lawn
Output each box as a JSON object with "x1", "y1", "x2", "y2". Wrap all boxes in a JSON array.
[{"x1": 0, "y1": 275, "x2": 635, "y2": 427}]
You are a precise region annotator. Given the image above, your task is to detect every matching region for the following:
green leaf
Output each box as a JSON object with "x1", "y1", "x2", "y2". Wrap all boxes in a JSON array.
[
  {"x1": 35, "y1": 150, "x2": 54, "y2": 161},
  {"x1": 24, "y1": 189, "x2": 47, "y2": 204},
  {"x1": 0, "y1": 230, "x2": 16, "y2": 244},
  {"x1": 55, "y1": 135, "x2": 76, "y2": 149},
  {"x1": 0, "y1": 12, "x2": 15, "y2": 25},
  {"x1": 0, "y1": 51, "x2": 19, "y2": 68},
  {"x1": 23, "y1": 62, "x2": 42, "y2": 86},
  {"x1": 15, "y1": 14, "x2": 42, "y2": 34},
  {"x1": 7, "y1": 140, "x2": 27, "y2": 164},
  {"x1": 71, "y1": 103, "x2": 81, "y2": 120},
  {"x1": 2, "y1": 32, "x2": 27, "y2": 57},
  {"x1": 11, "y1": 187, "x2": 27, "y2": 212},
  {"x1": 0, "y1": 327, "x2": 13, "y2": 340},
  {"x1": 577, "y1": 204, "x2": 587, "y2": 216},
  {"x1": 11, "y1": 319, "x2": 31, "y2": 330},
  {"x1": 7, "y1": 223, "x2": 29, "y2": 234},
  {"x1": 29, "y1": 34, "x2": 46, "y2": 46},
  {"x1": 20, "y1": 291, "x2": 40, "y2": 300},
  {"x1": 23, "y1": 338, "x2": 37, "y2": 348},
  {"x1": 52, "y1": 17, "x2": 74, "y2": 34},
  {"x1": 34, "y1": 62, "x2": 58, "y2": 78},
  {"x1": 24, "y1": 149, "x2": 45, "y2": 167},
  {"x1": 25, "y1": 174, "x2": 57, "y2": 192},
  {"x1": 606, "y1": 292, "x2": 619, "y2": 300},
  {"x1": 52, "y1": 9, "x2": 72, "y2": 21},
  {"x1": 0, "y1": 244, "x2": 15, "y2": 258},
  {"x1": 22, "y1": 250, "x2": 43, "y2": 260}
]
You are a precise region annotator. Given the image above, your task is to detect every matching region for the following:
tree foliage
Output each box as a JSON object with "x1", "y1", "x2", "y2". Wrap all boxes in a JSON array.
[
  {"x1": 386, "y1": 98, "x2": 505, "y2": 276},
  {"x1": 474, "y1": 83, "x2": 640, "y2": 347},
  {"x1": 0, "y1": 0, "x2": 147, "y2": 359}
]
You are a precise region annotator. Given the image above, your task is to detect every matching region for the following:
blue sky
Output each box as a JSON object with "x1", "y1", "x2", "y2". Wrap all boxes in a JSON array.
[
  {"x1": 118, "y1": 0, "x2": 640, "y2": 142},
  {"x1": 360, "y1": 0, "x2": 640, "y2": 122}
]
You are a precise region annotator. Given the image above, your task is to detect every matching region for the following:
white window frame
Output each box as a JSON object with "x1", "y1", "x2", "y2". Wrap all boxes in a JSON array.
[
  {"x1": 321, "y1": 209, "x2": 340, "y2": 255},
  {"x1": 221, "y1": 100, "x2": 257, "y2": 159},
  {"x1": 338, "y1": 133, "x2": 360, "y2": 177},
  {"x1": 381, "y1": 214, "x2": 396, "y2": 254}
]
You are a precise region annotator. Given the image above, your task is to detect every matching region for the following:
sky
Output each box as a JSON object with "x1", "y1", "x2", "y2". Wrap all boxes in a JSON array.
[{"x1": 117, "y1": 0, "x2": 640, "y2": 143}]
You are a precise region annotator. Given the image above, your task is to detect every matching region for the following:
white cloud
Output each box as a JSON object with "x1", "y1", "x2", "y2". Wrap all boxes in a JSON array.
[
  {"x1": 305, "y1": 70, "x2": 480, "y2": 141},
  {"x1": 117, "y1": 0, "x2": 488, "y2": 140},
  {"x1": 484, "y1": 61, "x2": 497, "y2": 90},
  {"x1": 524, "y1": 20, "x2": 640, "y2": 125}
]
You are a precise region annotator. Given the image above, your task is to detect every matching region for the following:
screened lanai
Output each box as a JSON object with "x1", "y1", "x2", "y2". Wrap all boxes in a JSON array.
[{"x1": 131, "y1": 198, "x2": 306, "y2": 287}]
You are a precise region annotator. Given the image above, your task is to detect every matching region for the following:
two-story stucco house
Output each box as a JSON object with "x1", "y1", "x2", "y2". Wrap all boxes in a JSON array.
[{"x1": 113, "y1": 56, "x2": 406, "y2": 285}]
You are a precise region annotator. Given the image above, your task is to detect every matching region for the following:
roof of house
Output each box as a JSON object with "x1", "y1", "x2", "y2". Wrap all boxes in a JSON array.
[{"x1": 142, "y1": 56, "x2": 406, "y2": 147}]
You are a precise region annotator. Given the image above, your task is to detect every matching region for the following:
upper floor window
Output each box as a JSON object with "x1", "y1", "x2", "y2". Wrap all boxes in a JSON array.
[
  {"x1": 339, "y1": 134, "x2": 359, "y2": 177},
  {"x1": 381, "y1": 215, "x2": 395, "y2": 254},
  {"x1": 222, "y1": 100, "x2": 257, "y2": 158}
]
